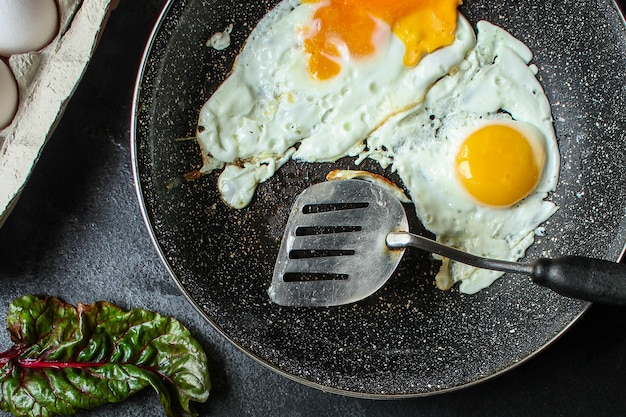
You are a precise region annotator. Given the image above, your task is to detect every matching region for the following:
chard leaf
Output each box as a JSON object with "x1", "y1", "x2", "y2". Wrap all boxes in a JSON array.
[{"x1": 0, "y1": 295, "x2": 210, "y2": 417}]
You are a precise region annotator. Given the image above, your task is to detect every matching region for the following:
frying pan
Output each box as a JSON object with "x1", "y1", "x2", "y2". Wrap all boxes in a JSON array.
[{"x1": 131, "y1": 0, "x2": 626, "y2": 397}]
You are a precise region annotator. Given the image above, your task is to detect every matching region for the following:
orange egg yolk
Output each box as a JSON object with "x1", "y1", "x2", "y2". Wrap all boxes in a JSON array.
[
  {"x1": 302, "y1": 0, "x2": 462, "y2": 80},
  {"x1": 455, "y1": 124, "x2": 545, "y2": 207}
]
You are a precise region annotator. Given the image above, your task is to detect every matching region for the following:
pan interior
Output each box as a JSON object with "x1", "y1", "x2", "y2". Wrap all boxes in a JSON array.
[{"x1": 132, "y1": 0, "x2": 626, "y2": 396}]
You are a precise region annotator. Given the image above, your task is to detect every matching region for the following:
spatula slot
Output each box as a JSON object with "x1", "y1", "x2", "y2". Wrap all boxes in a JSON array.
[
  {"x1": 295, "y1": 225, "x2": 362, "y2": 236},
  {"x1": 302, "y1": 202, "x2": 369, "y2": 214},
  {"x1": 282, "y1": 272, "x2": 349, "y2": 282},
  {"x1": 289, "y1": 249, "x2": 356, "y2": 259}
]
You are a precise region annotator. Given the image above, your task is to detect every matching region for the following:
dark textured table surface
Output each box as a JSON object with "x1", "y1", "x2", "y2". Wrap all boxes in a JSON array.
[{"x1": 1, "y1": 1, "x2": 625, "y2": 416}]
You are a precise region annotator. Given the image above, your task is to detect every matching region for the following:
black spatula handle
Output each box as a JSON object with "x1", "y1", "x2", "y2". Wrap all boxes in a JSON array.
[{"x1": 532, "y1": 256, "x2": 626, "y2": 305}]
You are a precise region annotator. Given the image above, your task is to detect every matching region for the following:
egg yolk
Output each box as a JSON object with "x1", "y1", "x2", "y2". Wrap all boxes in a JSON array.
[
  {"x1": 302, "y1": 0, "x2": 462, "y2": 80},
  {"x1": 455, "y1": 124, "x2": 545, "y2": 207}
]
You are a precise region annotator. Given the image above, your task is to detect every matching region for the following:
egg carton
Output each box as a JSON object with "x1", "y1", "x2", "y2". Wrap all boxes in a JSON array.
[{"x1": 0, "y1": 0, "x2": 119, "y2": 228}]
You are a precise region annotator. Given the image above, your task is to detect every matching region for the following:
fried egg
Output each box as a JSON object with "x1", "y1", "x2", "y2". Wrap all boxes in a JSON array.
[
  {"x1": 197, "y1": 0, "x2": 472, "y2": 208},
  {"x1": 361, "y1": 21, "x2": 559, "y2": 293},
  {"x1": 195, "y1": 1, "x2": 560, "y2": 293}
]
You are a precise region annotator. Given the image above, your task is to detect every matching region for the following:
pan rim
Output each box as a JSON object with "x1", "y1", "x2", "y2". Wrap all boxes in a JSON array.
[{"x1": 130, "y1": 0, "x2": 626, "y2": 398}]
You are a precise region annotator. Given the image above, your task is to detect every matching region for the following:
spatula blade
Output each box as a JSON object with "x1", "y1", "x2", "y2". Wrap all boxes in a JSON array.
[{"x1": 269, "y1": 180, "x2": 408, "y2": 307}]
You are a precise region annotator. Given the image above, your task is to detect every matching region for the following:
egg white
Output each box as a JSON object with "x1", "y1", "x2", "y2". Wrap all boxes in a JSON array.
[
  {"x1": 195, "y1": 2, "x2": 560, "y2": 293},
  {"x1": 196, "y1": 0, "x2": 475, "y2": 208},
  {"x1": 363, "y1": 21, "x2": 559, "y2": 293}
]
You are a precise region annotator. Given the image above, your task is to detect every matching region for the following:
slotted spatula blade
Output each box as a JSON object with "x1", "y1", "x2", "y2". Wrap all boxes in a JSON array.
[
  {"x1": 269, "y1": 180, "x2": 408, "y2": 307},
  {"x1": 270, "y1": 180, "x2": 626, "y2": 307}
]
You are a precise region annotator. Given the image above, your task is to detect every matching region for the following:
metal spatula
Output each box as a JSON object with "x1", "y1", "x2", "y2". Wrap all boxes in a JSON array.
[{"x1": 269, "y1": 179, "x2": 626, "y2": 307}]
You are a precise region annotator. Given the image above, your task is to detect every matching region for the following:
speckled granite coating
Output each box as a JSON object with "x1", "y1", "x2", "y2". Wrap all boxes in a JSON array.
[
  {"x1": 0, "y1": 0, "x2": 624, "y2": 416},
  {"x1": 133, "y1": 0, "x2": 626, "y2": 397}
]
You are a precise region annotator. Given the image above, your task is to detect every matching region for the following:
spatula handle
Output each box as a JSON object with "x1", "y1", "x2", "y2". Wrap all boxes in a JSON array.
[{"x1": 532, "y1": 256, "x2": 626, "y2": 305}]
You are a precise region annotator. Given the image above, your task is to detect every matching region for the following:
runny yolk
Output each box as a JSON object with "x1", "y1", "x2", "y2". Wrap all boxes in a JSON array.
[
  {"x1": 302, "y1": 0, "x2": 463, "y2": 80},
  {"x1": 455, "y1": 124, "x2": 545, "y2": 207}
]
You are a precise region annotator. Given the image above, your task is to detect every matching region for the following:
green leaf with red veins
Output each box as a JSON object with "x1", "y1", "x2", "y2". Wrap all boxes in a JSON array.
[{"x1": 0, "y1": 295, "x2": 210, "y2": 417}]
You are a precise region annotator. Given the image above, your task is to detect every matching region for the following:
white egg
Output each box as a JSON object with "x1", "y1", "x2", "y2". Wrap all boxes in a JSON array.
[
  {"x1": 0, "y1": 0, "x2": 59, "y2": 56},
  {"x1": 0, "y1": 60, "x2": 19, "y2": 129}
]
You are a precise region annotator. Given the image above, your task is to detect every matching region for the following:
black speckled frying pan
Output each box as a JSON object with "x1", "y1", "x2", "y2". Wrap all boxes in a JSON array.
[{"x1": 131, "y1": 0, "x2": 626, "y2": 397}]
